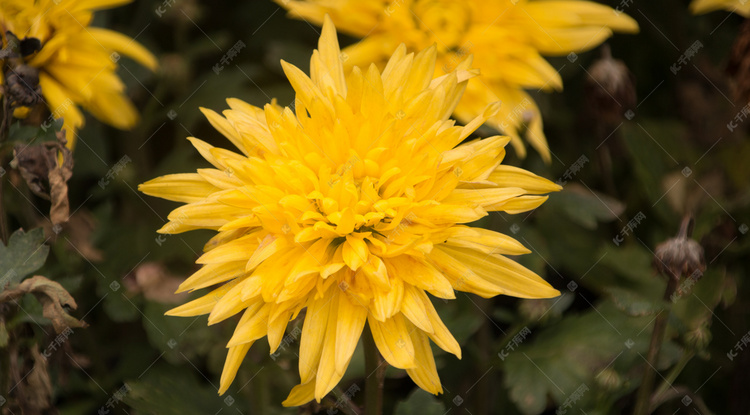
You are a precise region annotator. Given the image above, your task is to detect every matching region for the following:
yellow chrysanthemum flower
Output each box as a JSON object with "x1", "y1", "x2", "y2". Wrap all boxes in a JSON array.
[
  {"x1": 276, "y1": 0, "x2": 639, "y2": 162},
  {"x1": 0, "y1": 0, "x2": 158, "y2": 148},
  {"x1": 690, "y1": 0, "x2": 750, "y2": 16},
  {"x1": 140, "y1": 17, "x2": 560, "y2": 406}
]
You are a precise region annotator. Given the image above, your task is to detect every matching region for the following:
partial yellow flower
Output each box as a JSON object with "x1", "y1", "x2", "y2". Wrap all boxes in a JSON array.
[
  {"x1": 0, "y1": 0, "x2": 158, "y2": 148},
  {"x1": 690, "y1": 0, "x2": 750, "y2": 16},
  {"x1": 140, "y1": 17, "x2": 560, "y2": 406},
  {"x1": 277, "y1": 0, "x2": 639, "y2": 162}
]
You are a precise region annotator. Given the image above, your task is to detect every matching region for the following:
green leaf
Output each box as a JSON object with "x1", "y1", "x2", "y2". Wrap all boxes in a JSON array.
[
  {"x1": 7, "y1": 119, "x2": 62, "y2": 146},
  {"x1": 671, "y1": 268, "x2": 726, "y2": 333},
  {"x1": 394, "y1": 389, "x2": 445, "y2": 415},
  {"x1": 123, "y1": 365, "x2": 230, "y2": 415},
  {"x1": 606, "y1": 287, "x2": 663, "y2": 317},
  {"x1": 0, "y1": 228, "x2": 50, "y2": 293},
  {"x1": 620, "y1": 121, "x2": 690, "y2": 221},
  {"x1": 546, "y1": 184, "x2": 625, "y2": 230},
  {"x1": 503, "y1": 301, "x2": 678, "y2": 415},
  {"x1": 142, "y1": 301, "x2": 216, "y2": 365}
]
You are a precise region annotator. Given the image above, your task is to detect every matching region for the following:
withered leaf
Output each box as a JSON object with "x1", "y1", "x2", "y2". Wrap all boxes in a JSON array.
[
  {"x1": 12, "y1": 144, "x2": 50, "y2": 199},
  {"x1": 11, "y1": 131, "x2": 74, "y2": 226},
  {"x1": 48, "y1": 131, "x2": 73, "y2": 226},
  {"x1": 0, "y1": 275, "x2": 87, "y2": 333},
  {"x1": 24, "y1": 344, "x2": 53, "y2": 412}
]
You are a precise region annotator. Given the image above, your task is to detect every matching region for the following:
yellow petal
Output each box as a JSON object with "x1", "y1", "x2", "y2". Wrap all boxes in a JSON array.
[
  {"x1": 385, "y1": 256, "x2": 454, "y2": 299},
  {"x1": 368, "y1": 314, "x2": 416, "y2": 369},
  {"x1": 165, "y1": 284, "x2": 234, "y2": 317},
  {"x1": 177, "y1": 261, "x2": 246, "y2": 293},
  {"x1": 299, "y1": 292, "x2": 332, "y2": 383},
  {"x1": 218, "y1": 343, "x2": 251, "y2": 395},
  {"x1": 87, "y1": 27, "x2": 158, "y2": 71},
  {"x1": 400, "y1": 284, "x2": 434, "y2": 334},
  {"x1": 282, "y1": 381, "x2": 315, "y2": 407},
  {"x1": 488, "y1": 165, "x2": 562, "y2": 194},
  {"x1": 404, "y1": 320, "x2": 443, "y2": 395},
  {"x1": 139, "y1": 173, "x2": 219, "y2": 203},
  {"x1": 334, "y1": 292, "x2": 367, "y2": 374},
  {"x1": 441, "y1": 245, "x2": 560, "y2": 299}
]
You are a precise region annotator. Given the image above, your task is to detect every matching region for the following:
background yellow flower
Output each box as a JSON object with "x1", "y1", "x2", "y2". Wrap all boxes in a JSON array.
[
  {"x1": 690, "y1": 0, "x2": 750, "y2": 16},
  {"x1": 277, "y1": 0, "x2": 638, "y2": 162},
  {"x1": 0, "y1": 0, "x2": 157, "y2": 148},
  {"x1": 141, "y1": 17, "x2": 560, "y2": 406}
]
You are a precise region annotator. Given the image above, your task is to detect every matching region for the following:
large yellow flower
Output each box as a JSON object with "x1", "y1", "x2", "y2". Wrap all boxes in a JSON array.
[
  {"x1": 690, "y1": 0, "x2": 750, "y2": 16},
  {"x1": 277, "y1": 0, "x2": 638, "y2": 162},
  {"x1": 0, "y1": 0, "x2": 158, "y2": 148},
  {"x1": 140, "y1": 17, "x2": 560, "y2": 406}
]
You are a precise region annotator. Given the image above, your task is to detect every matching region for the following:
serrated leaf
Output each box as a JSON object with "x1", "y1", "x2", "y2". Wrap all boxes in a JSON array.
[{"x1": 0, "y1": 228, "x2": 50, "y2": 293}]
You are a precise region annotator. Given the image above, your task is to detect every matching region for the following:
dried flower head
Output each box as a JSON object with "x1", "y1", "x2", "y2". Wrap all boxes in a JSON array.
[{"x1": 654, "y1": 216, "x2": 706, "y2": 283}]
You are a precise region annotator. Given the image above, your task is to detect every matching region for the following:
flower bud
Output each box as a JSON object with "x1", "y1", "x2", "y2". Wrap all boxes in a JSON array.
[
  {"x1": 654, "y1": 216, "x2": 706, "y2": 283},
  {"x1": 595, "y1": 367, "x2": 623, "y2": 390},
  {"x1": 684, "y1": 322, "x2": 712, "y2": 350},
  {"x1": 585, "y1": 45, "x2": 636, "y2": 124}
]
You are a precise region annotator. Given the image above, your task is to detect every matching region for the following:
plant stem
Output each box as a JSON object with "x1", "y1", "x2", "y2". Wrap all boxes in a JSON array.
[
  {"x1": 363, "y1": 325, "x2": 384, "y2": 415},
  {"x1": 652, "y1": 349, "x2": 695, "y2": 403},
  {"x1": 649, "y1": 385, "x2": 714, "y2": 415},
  {"x1": 632, "y1": 278, "x2": 678, "y2": 415},
  {"x1": 0, "y1": 177, "x2": 8, "y2": 244}
]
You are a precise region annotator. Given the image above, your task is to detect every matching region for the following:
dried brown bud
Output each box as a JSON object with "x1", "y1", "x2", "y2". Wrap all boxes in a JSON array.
[
  {"x1": 585, "y1": 44, "x2": 637, "y2": 124},
  {"x1": 5, "y1": 64, "x2": 42, "y2": 107},
  {"x1": 654, "y1": 216, "x2": 706, "y2": 283},
  {"x1": 159, "y1": 54, "x2": 191, "y2": 91}
]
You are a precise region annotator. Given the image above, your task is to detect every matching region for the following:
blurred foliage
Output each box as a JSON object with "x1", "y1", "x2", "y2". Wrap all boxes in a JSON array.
[{"x1": 1, "y1": 0, "x2": 749, "y2": 414}]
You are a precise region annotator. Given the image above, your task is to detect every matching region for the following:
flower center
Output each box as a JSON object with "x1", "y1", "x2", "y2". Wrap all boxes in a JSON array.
[{"x1": 412, "y1": 0, "x2": 472, "y2": 51}]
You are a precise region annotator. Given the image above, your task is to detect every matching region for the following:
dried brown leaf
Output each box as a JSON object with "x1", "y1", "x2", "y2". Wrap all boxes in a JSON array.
[
  {"x1": 12, "y1": 144, "x2": 50, "y2": 199},
  {"x1": 0, "y1": 275, "x2": 87, "y2": 333},
  {"x1": 11, "y1": 132, "x2": 73, "y2": 227},
  {"x1": 25, "y1": 344, "x2": 53, "y2": 412}
]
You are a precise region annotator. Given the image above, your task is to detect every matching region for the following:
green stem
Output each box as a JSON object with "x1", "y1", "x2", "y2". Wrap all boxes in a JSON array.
[
  {"x1": 0, "y1": 177, "x2": 8, "y2": 245},
  {"x1": 652, "y1": 349, "x2": 695, "y2": 402},
  {"x1": 363, "y1": 325, "x2": 384, "y2": 415},
  {"x1": 477, "y1": 299, "x2": 491, "y2": 415},
  {"x1": 649, "y1": 385, "x2": 713, "y2": 415},
  {"x1": 0, "y1": 316, "x2": 9, "y2": 400},
  {"x1": 632, "y1": 278, "x2": 678, "y2": 415}
]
